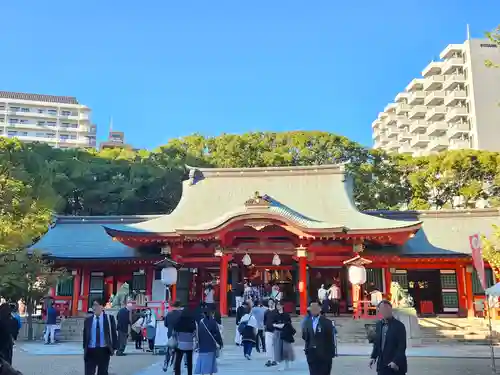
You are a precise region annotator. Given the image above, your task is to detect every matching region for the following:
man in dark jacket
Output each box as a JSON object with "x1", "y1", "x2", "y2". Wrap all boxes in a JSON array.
[
  {"x1": 83, "y1": 299, "x2": 118, "y2": 375},
  {"x1": 369, "y1": 300, "x2": 407, "y2": 375},
  {"x1": 162, "y1": 301, "x2": 183, "y2": 372},
  {"x1": 302, "y1": 302, "x2": 335, "y2": 375},
  {"x1": 115, "y1": 303, "x2": 131, "y2": 356}
]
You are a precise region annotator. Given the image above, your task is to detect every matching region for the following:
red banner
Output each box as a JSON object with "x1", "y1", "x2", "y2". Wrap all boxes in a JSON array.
[{"x1": 469, "y1": 233, "x2": 486, "y2": 290}]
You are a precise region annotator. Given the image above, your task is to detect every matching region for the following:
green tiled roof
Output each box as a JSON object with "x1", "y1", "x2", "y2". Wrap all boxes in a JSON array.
[
  {"x1": 367, "y1": 209, "x2": 500, "y2": 255},
  {"x1": 105, "y1": 164, "x2": 420, "y2": 235}
]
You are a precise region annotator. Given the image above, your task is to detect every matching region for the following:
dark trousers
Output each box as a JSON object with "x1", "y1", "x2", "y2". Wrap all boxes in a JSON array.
[
  {"x1": 331, "y1": 299, "x2": 340, "y2": 316},
  {"x1": 256, "y1": 329, "x2": 265, "y2": 352},
  {"x1": 306, "y1": 351, "x2": 332, "y2": 375},
  {"x1": 117, "y1": 331, "x2": 128, "y2": 353},
  {"x1": 242, "y1": 341, "x2": 253, "y2": 357},
  {"x1": 84, "y1": 347, "x2": 111, "y2": 375},
  {"x1": 0, "y1": 345, "x2": 13, "y2": 365},
  {"x1": 174, "y1": 349, "x2": 192, "y2": 375},
  {"x1": 148, "y1": 338, "x2": 154, "y2": 351}
]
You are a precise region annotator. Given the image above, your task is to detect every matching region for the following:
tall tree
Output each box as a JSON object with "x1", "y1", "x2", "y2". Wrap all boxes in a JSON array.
[
  {"x1": 485, "y1": 25, "x2": 500, "y2": 68},
  {"x1": 482, "y1": 225, "x2": 500, "y2": 280}
]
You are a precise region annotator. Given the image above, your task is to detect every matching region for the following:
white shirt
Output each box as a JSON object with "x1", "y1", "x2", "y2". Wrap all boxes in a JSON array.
[
  {"x1": 318, "y1": 288, "x2": 327, "y2": 301},
  {"x1": 240, "y1": 313, "x2": 258, "y2": 328},
  {"x1": 205, "y1": 289, "x2": 215, "y2": 303}
]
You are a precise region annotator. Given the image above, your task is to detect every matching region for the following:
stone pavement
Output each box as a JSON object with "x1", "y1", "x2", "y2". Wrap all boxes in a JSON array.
[{"x1": 11, "y1": 343, "x2": 498, "y2": 375}]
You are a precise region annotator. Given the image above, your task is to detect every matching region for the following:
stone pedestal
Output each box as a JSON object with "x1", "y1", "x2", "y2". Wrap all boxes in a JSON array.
[{"x1": 393, "y1": 307, "x2": 421, "y2": 347}]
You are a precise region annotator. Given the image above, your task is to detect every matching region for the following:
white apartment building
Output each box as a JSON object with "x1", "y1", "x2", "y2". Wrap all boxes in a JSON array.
[
  {"x1": 0, "y1": 91, "x2": 97, "y2": 149},
  {"x1": 372, "y1": 38, "x2": 500, "y2": 155}
]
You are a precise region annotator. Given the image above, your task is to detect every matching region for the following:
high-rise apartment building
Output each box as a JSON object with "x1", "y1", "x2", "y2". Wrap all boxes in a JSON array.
[
  {"x1": 0, "y1": 91, "x2": 96, "y2": 149},
  {"x1": 372, "y1": 38, "x2": 500, "y2": 155}
]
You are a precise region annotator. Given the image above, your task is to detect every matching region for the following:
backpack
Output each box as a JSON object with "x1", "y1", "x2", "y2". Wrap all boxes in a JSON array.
[{"x1": 238, "y1": 320, "x2": 248, "y2": 335}]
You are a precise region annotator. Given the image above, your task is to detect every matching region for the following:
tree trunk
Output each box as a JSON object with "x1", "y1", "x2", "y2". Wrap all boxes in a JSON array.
[{"x1": 27, "y1": 298, "x2": 34, "y2": 341}]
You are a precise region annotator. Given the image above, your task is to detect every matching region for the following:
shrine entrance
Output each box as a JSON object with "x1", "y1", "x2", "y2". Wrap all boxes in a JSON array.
[{"x1": 407, "y1": 269, "x2": 443, "y2": 315}]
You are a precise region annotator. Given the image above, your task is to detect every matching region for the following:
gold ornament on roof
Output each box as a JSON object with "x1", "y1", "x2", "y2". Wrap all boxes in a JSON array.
[{"x1": 244, "y1": 191, "x2": 271, "y2": 208}]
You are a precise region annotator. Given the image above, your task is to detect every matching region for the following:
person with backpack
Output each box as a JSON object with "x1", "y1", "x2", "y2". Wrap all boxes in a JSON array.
[{"x1": 238, "y1": 302, "x2": 257, "y2": 360}]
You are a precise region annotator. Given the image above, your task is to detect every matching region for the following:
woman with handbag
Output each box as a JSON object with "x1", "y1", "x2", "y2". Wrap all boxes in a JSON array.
[
  {"x1": 173, "y1": 309, "x2": 197, "y2": 375},
  {"x1": 195, "y1": 310, "x2": 223, "y2": 375}
]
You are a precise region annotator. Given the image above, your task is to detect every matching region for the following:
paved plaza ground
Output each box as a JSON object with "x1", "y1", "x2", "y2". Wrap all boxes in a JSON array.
[{"x1": 12, "y1": 343, "x2": 498, "y2": 375}]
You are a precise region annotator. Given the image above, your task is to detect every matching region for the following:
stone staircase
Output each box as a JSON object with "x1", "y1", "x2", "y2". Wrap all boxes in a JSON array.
[{"x1": 19, "y1": 315, "x2": 499, "y2": 346}]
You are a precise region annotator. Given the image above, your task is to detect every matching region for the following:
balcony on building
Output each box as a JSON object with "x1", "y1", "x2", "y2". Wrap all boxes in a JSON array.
[
  {"x1": 384, "y1": 113, "x2": 398, "y2": 125},
  {"x1": 445, "y1": 107, "x2": 468, "y2": 122},
  {"x1": 409, "y1": 120, "x2": 428, "y2": 134},
  {"x1": 397, "y1": 116, "x2": 410, "y2": 129},
  {"x1": 372, "y1": 119, "x2": 382, "y2": 129},
  {"x1": 395, "y1": 92, "x2": 409, "y2": 103},
  {"x1": 410, "y1": 134, "x2": 430, "y2": 148},
  {"x1": 384, "y1": 103, "x2": 398, "y2": 113},
  {"x1": 386, "y1": 140, "x2": 400, "y2": 152},
  {"x1": 405, "y1": 78, "x2": 425, "y2": 92},
  {"x1": 408, "y1": 91, "x2": 426, "y2": 105},
  {"x1": 408, "y1": 105, "x2": 428, "y2": 120},
  {"x1": 441, "y1": 57, "x2": 464, "y2": 75},
  {"x1": 423, "y1": 75, "x2": 445, "y2": 91},
  {"x1": 379, "y1": 135, "x2": 390, "y2": 144},
  {"x1": 428, "y1": 137, "x2": 449, "y2": 152},
  {"x1": 427, "y1": 121, "x2": 448, "y2": 137},
  {"x1": 449, "y1": 139, "x2": 471, "y2": 150},
  {"x1": 444, "y1": 90, "x2": 467, "y2": 106},
  {"x1": 440, "y1": 44, "x2": 464, "y2": 60},
  {"x1": 396, "y1": 103, "x2": 412, "y2": 115},
  {"x1": 443, "y1": 74, "x2": 465, "y2": 91},
  {"x1": 447, "y1": 122, "x2": 470, "y2": 139},
  {"x1": 425, "y1": 106, "x2": 447, "y2": 121},
  {"x1": 422, "y1": 61, "x2": 443, "y2": 77},
  {"x1": 425, "y1": 91, "x2": 445, "y2": 106},
  {"x1": 386, "y1": 126, "x2": 399, "y2": 138},
  {"x1": 398, "y1": 144, "x2": 413, "y2": 154},
  {"x1": 397, "y1": 131, "x2": 412, "y2": 141}
]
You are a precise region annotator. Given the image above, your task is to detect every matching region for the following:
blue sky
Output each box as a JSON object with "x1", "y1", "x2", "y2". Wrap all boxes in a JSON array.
[{"x1": 1, "y1": 1, "x2": 499, "y2": 150}]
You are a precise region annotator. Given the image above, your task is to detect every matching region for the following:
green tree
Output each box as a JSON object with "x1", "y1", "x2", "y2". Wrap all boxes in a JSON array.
[
  {"x1": 0, "y1": 250, "x2": 67, "y2": 340},
  {"x1": 482, "y1": 225, "x2": 500, "y2": 280},
  {"x1": 485, "y1": 25, "x2": 500, "y2": 68}
]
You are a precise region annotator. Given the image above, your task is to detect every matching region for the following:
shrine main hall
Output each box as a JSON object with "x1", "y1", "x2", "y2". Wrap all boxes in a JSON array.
[{"x1": 32, "y1": 164, "x2": 500, "y2": 317}]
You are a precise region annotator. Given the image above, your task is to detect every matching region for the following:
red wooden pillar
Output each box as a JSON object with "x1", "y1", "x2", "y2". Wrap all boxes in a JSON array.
[
  {"x1": 298, "y1": 255, "x2": 308, "y2": 316},
  {"x1": 465, "y1": 266, "x2": 474, "y2": 318},
  {"x1": 220, "y1": 255, "x2": 229, "y2": 316},
  {"x1": 71, "y1": 269, "x2": 81, "y2": 316},
  {"x1": 171, "y1": 284, "x2": 177, "y2": 304},
  {"x1": 146, "y1": 266, "x2": 154, "y2": 301},
  {"x1": 456, "y1": 265, "x2": 467, "y2": 316},
  {"x1": 384, "y1": 268, "x2": 392, "y2": 299},
  {"x1": 81, "y1": 267, "x2": 90, "y2": 312}
]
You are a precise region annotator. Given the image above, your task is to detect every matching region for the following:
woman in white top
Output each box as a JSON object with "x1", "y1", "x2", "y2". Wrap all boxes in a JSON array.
[
  {"x1": 142, "y1": 308, "x2": 157, "y2": 352},
  {"x1": 204, "y1": 284, "x2": 216, "y2": 312},
  {"x1": 238, "y1": 304, "x2": 258, "y2": 360}
]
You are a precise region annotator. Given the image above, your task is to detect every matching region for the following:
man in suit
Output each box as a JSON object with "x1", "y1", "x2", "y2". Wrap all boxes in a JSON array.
[
  {"x1": 116, "y1": 303, "x2": 131, "y2": 356},
  {"x1": 302, "y1": 302, "x2": 335, "y2": 375},
  {"x1": 369, "y1": 300, "x2": 407, "y2": 375},
  {"x1": 83, "y1": 299, "x2": 118, "y2": 375}
]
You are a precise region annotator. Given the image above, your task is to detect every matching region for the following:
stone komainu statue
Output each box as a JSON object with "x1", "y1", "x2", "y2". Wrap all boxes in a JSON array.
[
  {"x1": 390, "y1": 281, "x2": 414, "y2": 308},
  {"x1": 111, "y1": 282, "x2": 130, "y2": 308}
]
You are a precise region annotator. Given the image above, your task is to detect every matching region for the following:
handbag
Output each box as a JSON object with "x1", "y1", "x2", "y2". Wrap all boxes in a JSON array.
[
  {"x1": 167, "y1": 330, "x2": 178, "y2": 348},
  {"x1": 200, "y1": 319, "x2": 221, "y2": 358}
]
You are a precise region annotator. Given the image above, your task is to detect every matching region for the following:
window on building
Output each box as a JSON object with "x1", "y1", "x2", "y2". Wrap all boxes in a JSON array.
[
  {"x1": 19, "y1": 120, "x2": 28, "y2": 124},
  {"x1": 20, "y1": 132, "x2": 28, "y2": 136},
  {"x1": 473, "y1": 268, "x2": 494, "y2": 294},
  {"x1": 37, "y1": 109, "x2": 44, "y2": 114},
  {"x1": 47, "y1": 122, "x2": 56, "y2": 126},
  {"x1": 48, "y1": 110, "x2": 57, "y2": 115},
  {"x1": 10, "y1": 107, "x2": 20, "y2": 111},
  {"x1": 37, "y1": 121, "x2": 45, "y2": 126},
  {"x1": 366, "y1": 268, "x2": 384, "y2": 292},
  {"x1": 132, "y1": 272, "x2": 147, "y2": 293},
  {"x1": 56, "y1": 277, "x2": 74, "y2": 297},
  {"x1": 61, "y1": 110, "x2": 71, "y2": 116},
  {"x1": 21, "y1": 108, "x2": 29, "y2": 112},
  {"x1": 9, "y1": 118, "x2": 18, "y2": 124},
  {"x1": 7, "y1": 131, "x2": 17, "y2": 136}
]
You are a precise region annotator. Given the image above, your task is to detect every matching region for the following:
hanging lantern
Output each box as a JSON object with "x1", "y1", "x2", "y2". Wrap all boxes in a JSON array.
[
  {"x1": 242, "y1": 253, "x2": 252, "y2": 266},
  {"x1": 272, "y1": 254, "x2": 281, "y2": 266},
  {"x1": 161, "y1": 267, "x2": 178, "y2": 285},
  {"x1": 348, "y1": 265, "x2": 367, "y2": 285}
]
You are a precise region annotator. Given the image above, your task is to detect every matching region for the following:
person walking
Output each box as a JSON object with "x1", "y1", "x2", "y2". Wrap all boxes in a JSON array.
[
  {"x1": 302, "y1": 302, "x2": 335, "y2": 375},
  {"x1": 251, "y1": 300, "x2": 267, "y2": 353},
  {"x1": 131, "y1": 311, "x2": 144, "y2": 350},
  {"x1": 44, "y1": 300, "x2": 58, "y2": 344},
  {"x1": 142, "y1": 308, "x2": 157, "y2": 352},
  {"x1": 264, "y1": 299, "x2": 278, "y2": 367},
  {"x1": 0, "y1": 303, "x2": 17, "y2": 365},
  {"x1": 9, "y1": 304, "x2": 21, "y2": 342},
  {"x1": 238, "y1": 303, "x2": 257, "y2": 360},
  {"x1": 328, "y1": 284, "x2": 341, "y2": 317},
  {"x1": 318, "y1": 285, "x2": 328, "y2": 313},
  {"x1": 173, "y1": 308, "x2": 196, "y2": 375},
  {"x1": 115, "y1": 303, "x2": 131, "y2": 356},
  {"x1": 204, "y1": 285, "x2": 216, "y2": 312},
  {"x1": 163, "y1": 301, "x2": 183, "y2": 372},
  {"x1": 235, "y1": 300, "x2": 250, "y2": 346},
  {"x1": 272, "y1": 301, "x2": 294, "y2": 371},
  {"x1": 369, "y1": 300, "x2": 407, "y2": 375},
  {"x1": 195, "y1": 310, "x2": 223, "y2": 375},
  {"x1": 83, "y1": 299, "x2": 118, "y2": 375}
]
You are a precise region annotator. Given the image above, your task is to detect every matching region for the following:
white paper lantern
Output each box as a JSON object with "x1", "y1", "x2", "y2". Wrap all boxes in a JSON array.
[
  {"x1": 242, "y1": 254, "x2": 252, "y2": 266},
  {"x1": 161, "y1": 267, "x2": 178, "y2": 285},
  {"x1": 348, "y1": 265, "x2": 366, "y2": 285},
  {"x1": 272, "y1": 254, "x2": 281, "y2": 266}
]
